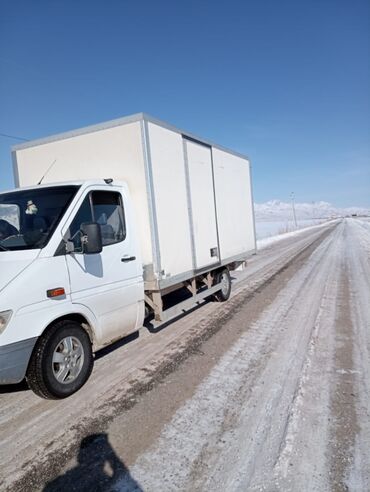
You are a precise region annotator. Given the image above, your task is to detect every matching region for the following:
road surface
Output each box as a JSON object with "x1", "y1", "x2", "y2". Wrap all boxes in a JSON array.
[{"x1": 1, "y1": 218, "x2": 369, "y2": 491}]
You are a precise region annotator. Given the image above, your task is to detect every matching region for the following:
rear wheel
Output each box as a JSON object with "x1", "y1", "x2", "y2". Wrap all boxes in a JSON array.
[
  {"x1": 213, "y1": 268, "x2": 232, "y2": 302},
  {"x1": 26, "y1": 320, "x2": 93, "y2": 399}
]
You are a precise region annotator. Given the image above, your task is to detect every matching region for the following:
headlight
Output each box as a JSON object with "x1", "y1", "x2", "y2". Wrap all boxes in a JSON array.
[{"x1": 0, "y1": 310, "x2": 12, "y2": 335}]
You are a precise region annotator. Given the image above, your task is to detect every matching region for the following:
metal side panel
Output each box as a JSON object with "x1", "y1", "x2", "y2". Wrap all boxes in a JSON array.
[
  {"x1": 140, "y1": 120, "x2": 162, "y2": 278},
  {"x1": 11, "y1": 151, "x2": 20, "y2": 188},
  {"x1": 249, "y1": 161, "x2": 258, "y2": 253},
  {"x1": 183, "y1": 138, "x2": 220, "y2": 270},
  {"x1": 183, "y1": 139, "x2": 197, "y2": 270},
  {"x1": 146, "y1": 122, "x2": 193, "y2": 279},
  {"x1": 212, "y1": 148, "x2": 256, "y2": 258}
]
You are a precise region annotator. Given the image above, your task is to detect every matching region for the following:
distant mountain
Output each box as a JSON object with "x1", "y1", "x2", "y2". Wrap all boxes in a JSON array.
[{"x1": 254, "y1": 200, "x2": 370, "y2": 221}]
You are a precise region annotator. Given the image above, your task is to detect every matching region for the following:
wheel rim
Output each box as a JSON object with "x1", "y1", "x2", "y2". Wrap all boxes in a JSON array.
[
  {"x1": 221, "y1": 272, "x2": 230, "y2": 296},
  {"x1": 52, "y1": 336, "x2": 85, "y2": 384}
]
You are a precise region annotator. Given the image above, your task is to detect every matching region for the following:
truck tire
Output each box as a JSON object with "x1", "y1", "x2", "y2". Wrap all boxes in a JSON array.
[
  {"x1": 213, "y1": 268, "x2": 232, "y2": 302},
  {"x1": 26, "y1": 320, "x2": 93, "y2": 399}
]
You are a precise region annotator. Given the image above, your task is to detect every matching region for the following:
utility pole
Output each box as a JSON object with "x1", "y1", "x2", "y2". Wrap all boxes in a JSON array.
[{"x1": 291, "y1": 192, "x2": 298, "y2": 228}]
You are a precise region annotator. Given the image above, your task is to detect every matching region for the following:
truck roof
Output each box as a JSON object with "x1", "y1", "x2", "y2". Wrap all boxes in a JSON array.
[{"x1": 12, "y1": 113, "x2": 249, "y2": 162}]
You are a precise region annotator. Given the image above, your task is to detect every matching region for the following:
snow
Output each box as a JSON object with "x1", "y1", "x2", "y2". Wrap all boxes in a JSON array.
[
  {"x1": 256, "y1": 219, "x2": 338, "y2": 249},
  {"x1": 2, "y1": 223, "x2": 334, "y2": 490},
  {"x1": 255, "y1": 218, "x2": 326, "y2": 240},
  {"x1": 110, "y1": 219, "x2": 370, "y2": 491},
  {"x1": 1, "y1": 219, "x2": 370, "y2": 491},
  {"x1": 254, "y1": 199, "x2": 370, "y2": 222},
  {"x1": 345, "y1": 218, "x2": 370, "y2": 487},
  {"x1": 111, "y1": 223, "x2": 344, "y2": 491},
  {"x1": 253, "y1": 199, "x2": 370, "y2": 242},
  {"x1": 254, "y1": 199, "x2": 369, "y2": 241}
]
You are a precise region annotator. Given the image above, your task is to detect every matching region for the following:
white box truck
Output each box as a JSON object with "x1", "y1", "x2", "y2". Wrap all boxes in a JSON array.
[{"x1": 0, "y1": 113, "x2": 256, "y2": 398}]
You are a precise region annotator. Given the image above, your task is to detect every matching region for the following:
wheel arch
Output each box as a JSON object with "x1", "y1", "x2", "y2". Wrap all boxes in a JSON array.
[
  {"x1": 211, "y1": 265, "x2": 231, "y2": 280},
  {"x1": 212, "y1": 267, "x2": 232, "y2": 302},
  {"x1": 41, "y1": 313, "x2": 96, "y2": 347}
]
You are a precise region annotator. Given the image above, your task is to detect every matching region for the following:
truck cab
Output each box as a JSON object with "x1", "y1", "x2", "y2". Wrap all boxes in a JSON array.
[{"x1": 0, "y1": 180, "x2": 144, "y2": 398}]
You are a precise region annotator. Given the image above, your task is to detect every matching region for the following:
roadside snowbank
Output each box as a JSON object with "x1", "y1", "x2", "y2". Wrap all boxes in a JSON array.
[
  {"x1": 257, "y1": 219, "x2": 338, "y2": 250},
  {"x1": 255, "y1": 219, "x2": 325, "y2": 240}
]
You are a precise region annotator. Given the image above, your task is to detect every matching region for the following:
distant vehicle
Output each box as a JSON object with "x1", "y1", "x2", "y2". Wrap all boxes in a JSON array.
[{"x1": 0, "y1": 114, "x2": 256, "y2": 398}]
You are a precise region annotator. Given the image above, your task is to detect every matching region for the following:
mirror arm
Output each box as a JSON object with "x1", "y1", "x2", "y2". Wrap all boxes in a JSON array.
[
  {"x1": 65, "y1": 239, "x2": 75, "y2": 254},
  {"x1": 64, "y1": 229, "x2": 82, "y2": 254},
  {"x1": 80, "y1": 234, "x2": 89, "y2": 254}
]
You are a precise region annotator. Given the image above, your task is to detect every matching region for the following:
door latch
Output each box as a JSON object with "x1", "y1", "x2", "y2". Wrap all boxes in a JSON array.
[{"x1": 210, "y1": 247, "x2": 218, "y2": 258}]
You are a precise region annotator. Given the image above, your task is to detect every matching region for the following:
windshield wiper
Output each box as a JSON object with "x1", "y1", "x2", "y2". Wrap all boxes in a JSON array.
[{"x1": 0, "y1": 244, "x2": 9, "y2": 251}]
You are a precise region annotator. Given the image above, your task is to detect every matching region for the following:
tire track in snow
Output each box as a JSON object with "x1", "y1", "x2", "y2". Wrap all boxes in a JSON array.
[
  {"x1": 111, "y1": 221, "x2": 343, "y2": 491},
  {"x1": 346, "y1": 219, "x2": 370, "y2": 490}
]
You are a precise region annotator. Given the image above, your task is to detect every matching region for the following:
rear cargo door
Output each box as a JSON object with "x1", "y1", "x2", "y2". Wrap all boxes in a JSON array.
[{"x1": 184, "y1": 138, "x2": 220, "y2": 270}]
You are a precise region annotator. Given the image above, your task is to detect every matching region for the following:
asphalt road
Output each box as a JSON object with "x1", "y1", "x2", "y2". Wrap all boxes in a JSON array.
[{"x1": 1, "y1": 218, "x2": 369, "y2": 491}]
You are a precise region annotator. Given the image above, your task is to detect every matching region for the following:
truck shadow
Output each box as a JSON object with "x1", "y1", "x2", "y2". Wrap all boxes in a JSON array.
[
  {"x1": 0, "y1": 379, "x2": 30, "y2": 394},
  {"x1": 43, "y1": 432, "x2": 143, "y2": 491},
  {"x1": 95, "y1": 331, "x2": 140, "y2": 360},
  {"x1": 144, "y1": 300, "x2": 210, "y2": 334},
  {"x1": 144, "y1": 286, "x2": 212, "y2": 334}
]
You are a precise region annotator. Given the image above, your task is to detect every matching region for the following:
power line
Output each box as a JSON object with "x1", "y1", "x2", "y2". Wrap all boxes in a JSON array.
[{"x1": 0, "y1": 132, "x2": 29, "y2": 142}]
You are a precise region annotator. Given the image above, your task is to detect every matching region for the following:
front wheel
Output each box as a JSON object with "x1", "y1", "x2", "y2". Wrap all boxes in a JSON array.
[
  {"x1": 213, "y1": 268, "x2": 232, "y2": 302},
  {"x1": 26, "y1": 320, "x2": 93, "y2": 399}
]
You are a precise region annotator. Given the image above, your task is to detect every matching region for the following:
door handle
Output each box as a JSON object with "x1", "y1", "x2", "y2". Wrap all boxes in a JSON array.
[{"x1": 121, "y1": 255, "x2": 136, "y2": 262}]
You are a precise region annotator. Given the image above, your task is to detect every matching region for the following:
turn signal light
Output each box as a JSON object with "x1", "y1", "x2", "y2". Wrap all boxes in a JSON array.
[{"x1": 47, "y1": 288, "x2": 66, "y2": 298}]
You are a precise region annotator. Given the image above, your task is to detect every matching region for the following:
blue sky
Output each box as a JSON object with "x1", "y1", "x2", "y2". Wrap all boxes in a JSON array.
[{"x1": 0, "y1": 0, "x2": 369, "y2": 207}]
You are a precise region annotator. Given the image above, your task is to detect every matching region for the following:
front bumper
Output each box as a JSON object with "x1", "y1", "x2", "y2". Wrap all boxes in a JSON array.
[{"x1": 0, "y1": 337, "x2": 37, "y2": 384}]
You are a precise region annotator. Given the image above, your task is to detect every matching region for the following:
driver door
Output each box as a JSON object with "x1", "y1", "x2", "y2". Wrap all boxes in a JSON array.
[{"x1": 63, "y1": 187, "x2": 143, "y2": 346}]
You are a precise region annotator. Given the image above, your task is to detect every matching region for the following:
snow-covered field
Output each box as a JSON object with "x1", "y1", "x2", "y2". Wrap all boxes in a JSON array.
[
  {"x1": 255, "y1": 218, "x2": 326, "y2": 240},
  {"x1": 254, "y1": 199, "x2": 369, "y2": 240},
  {"x1": 256, "y1": 219, "x2": 338, "y2": 249},
  {"x1": 254, "y1": 199, "x2": 369, "y2": 221}
]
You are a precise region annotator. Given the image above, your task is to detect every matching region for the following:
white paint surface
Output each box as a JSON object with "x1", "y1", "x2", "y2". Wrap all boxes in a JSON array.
[
  {"x1": 14, "y1": 116, "x2": 256, "y2": 284},
  {"x1": 212, "y1": 148, "x2": 255, "y2": 258},
  {"x1": 148, "y1": 124, "x2": 193, "y2": 277},
  {"x1": 14, "y1": 122, "x2": 154, "y2": 269},
  {"x1": 185, "y1": 139, "x2": 219, "y2": 269}
]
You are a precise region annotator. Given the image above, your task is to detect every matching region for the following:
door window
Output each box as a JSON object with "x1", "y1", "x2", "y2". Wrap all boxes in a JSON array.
[
  {"x1": 68, "y1": 191, "x2": 126, "y2": 248},
  {"x1": 92, "y1": 191, "x2": 126, "y2": 246}
]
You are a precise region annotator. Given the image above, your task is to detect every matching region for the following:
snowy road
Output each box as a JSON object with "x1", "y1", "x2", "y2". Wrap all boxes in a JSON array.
[{"x1": 1, "y1": 218, "x2": 369, "y2": 491}]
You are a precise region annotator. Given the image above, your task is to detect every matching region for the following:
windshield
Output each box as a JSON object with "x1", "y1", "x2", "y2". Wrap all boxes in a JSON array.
[{"x1": 0, "y1": 186, "x2": 79, "y2": 251}]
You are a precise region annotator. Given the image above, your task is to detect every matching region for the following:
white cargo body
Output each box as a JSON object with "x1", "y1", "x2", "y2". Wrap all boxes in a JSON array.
[
  {"x1": 13, "y1": 113, "x2": 256, "y2": 291},
  {"x1": 0, "y1": 114, "x2": 257, "y2": 398}
]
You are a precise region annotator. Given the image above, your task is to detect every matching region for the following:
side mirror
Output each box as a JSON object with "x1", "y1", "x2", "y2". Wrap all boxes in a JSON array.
[{"x1": 80, "y1": 222, "x2": 102, "y2": 255}]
